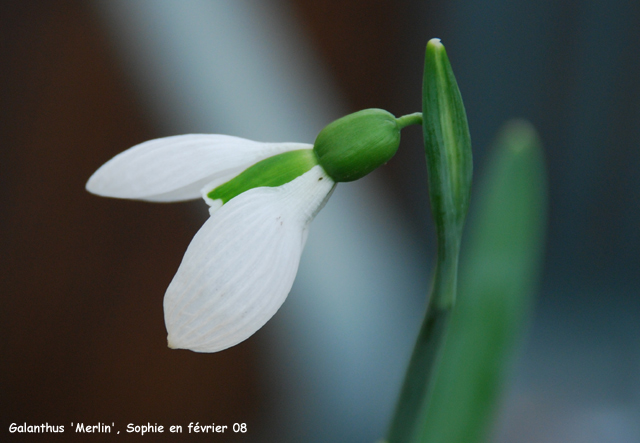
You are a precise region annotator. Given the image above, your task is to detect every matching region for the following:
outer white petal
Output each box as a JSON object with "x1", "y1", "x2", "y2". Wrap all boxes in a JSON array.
[
  {"x1": 86, "y1": 134, "x2": 311, "y2": 202},
  {"x1": 164, "y1": 165, "x2": 335, "y2": 352}
]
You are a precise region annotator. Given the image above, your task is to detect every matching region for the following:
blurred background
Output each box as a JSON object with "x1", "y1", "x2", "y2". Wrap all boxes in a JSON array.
[{"x1": 2, "y1": 1, "x2": 639, "y2": 442}]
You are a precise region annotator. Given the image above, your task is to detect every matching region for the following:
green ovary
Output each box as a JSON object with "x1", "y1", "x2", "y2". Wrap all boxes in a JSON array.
[{"x1": 313, "y1": 108, "x2": 402, "y2": 182}]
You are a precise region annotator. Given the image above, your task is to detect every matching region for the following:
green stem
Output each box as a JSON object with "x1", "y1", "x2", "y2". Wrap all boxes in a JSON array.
[
  {"x1": 396, "y1": 112, "x2": 423, "y2": 129},
  {"x1": 385, "y1": 242, "x2": 459, "y2": 443}
]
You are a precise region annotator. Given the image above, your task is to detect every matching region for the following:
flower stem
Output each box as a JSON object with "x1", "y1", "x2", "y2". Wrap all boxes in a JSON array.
[
  {"x1": 385, "y1": 248, "x2": 458, "y2": 443},
  {"x1": 396, "y1": 112, "x2": 423, "y2": 129}
]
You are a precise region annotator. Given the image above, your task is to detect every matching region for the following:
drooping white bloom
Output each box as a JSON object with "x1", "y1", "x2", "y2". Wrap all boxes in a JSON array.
[
  {"x1": 87, "y1": 134, "x2": 335, "y2": 352},
  {"x1": 87, "y1": 108, "x2": 418, "y2": 353}
]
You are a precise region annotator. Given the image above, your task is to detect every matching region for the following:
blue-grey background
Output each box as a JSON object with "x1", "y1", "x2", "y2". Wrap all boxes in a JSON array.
[{"x1": 2, "y1": 1, "x2": 638, "y2": 442}]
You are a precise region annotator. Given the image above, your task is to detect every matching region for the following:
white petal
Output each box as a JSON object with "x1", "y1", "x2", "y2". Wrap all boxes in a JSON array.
[
  {"x1": 164, "y1": 165, "x2": 335, "y2": 352},
  {"x1": 86, "y1": 134, "x2": 311, "y2": 202}
]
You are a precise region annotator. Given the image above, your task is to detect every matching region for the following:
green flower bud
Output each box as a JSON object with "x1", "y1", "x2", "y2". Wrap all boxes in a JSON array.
[{"x1": 314, "y1": 108, "x2": 416, "y2": 182}]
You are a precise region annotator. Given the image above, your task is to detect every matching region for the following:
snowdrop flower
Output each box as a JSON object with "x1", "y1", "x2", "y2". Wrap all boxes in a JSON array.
[{"x1": 87, "y1": 109, "x2": 421, "y2": 352}]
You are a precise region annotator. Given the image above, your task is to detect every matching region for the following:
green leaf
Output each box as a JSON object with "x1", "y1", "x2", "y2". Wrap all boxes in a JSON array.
[
  {"x1": 422, "y1": 38, "x2": 473, "y2": 262},
  {"x1": 386, "y1": 38, "x2": 472, "y2": 443},
  {"x1": 415, "y1": 120, "x2": 548, "y2": 443}
]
